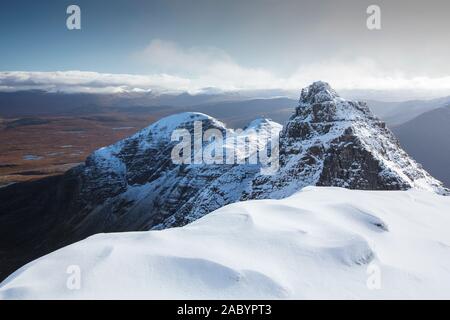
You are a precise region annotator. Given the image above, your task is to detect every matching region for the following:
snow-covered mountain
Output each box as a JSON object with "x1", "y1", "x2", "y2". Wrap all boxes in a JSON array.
[
  {"x1": 247, "y1": 81, "x2": 446, "y2": 199},
  {"x1": 0, "y1": 81, "x2": 447, "y2": 282},
  {"x1": 2, "y1": 187, "x2": 450, "y2": 299},
  {"x1": 65, "y1": 81, "x2": 447, "y2": 230}
]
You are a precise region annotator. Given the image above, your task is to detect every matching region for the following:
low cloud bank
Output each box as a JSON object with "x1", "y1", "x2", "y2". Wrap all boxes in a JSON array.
[{"x1": 2, "y1": 41, "x2": 450, "y2": 99}]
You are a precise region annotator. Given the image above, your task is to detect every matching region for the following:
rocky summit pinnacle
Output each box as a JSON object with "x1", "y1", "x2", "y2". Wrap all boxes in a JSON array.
[
  {"x1": 299, "y1": 81, "x2": 339, "y2": 104},
  {"x1": 0, "y1": 82, "x2": 447, "y2": 281},
  {"x1": 249, "y1": 81, "x2": 447, "y2": 198}
]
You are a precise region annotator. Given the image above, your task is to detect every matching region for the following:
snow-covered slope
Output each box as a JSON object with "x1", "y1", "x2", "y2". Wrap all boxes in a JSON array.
[{"x1": 2, "y1": 187, "x2": 450, "y2": 299}]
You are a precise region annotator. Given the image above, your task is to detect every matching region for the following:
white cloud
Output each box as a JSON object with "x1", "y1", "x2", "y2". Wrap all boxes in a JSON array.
[
  {"x1": 0, "y1": 70, "x2": 192, "y2": 94},
  {"x1": 286, "y1": 58, "x2": 450, "y2": 92},
  {"x1": 133, "y1": 39, "x2": 232, "y2": 75},
  {"x1": 132, "y1": 40, "x2": 450, "y2": 96},
  {"x1": 132, "y1": 39, "x2": 279, "y2": 91},
  {"x1": 2, "y1": 41, "x2": 450, "y2": 99}
]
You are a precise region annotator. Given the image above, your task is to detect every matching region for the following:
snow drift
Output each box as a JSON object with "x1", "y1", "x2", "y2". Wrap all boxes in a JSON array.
[{"x1": 1, "y1": 187, "x2": 450, "y2": 299}]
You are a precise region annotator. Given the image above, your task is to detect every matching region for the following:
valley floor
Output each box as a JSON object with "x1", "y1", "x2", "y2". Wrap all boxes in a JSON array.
[{"x1": 0, "y1": 113, "x2": 157, "y2": 186}]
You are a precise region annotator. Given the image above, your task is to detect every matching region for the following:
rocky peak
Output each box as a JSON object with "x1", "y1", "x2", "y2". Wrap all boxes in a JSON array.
[
  {"x1": 299, "y1": 81, "x2": 339, "y2": 105},
  {"x1": 250, "y1": 82, "x2": 448, "y2": 198},
  {"x1": 294, "y1": 81, "x2": 375, "y2": 125},
  {"x1": 245, "y1": 117, "x2": 275, "y2": 129}
]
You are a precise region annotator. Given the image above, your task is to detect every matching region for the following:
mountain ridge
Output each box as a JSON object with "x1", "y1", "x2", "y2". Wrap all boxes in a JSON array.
[{"x1": 0, "y1": 81, "x2": 447, "y2": 281}]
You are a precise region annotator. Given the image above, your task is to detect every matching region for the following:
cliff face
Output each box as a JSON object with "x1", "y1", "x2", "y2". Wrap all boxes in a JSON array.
[{"x1": 0, "y1": 81, "x2": 447, "y2": 281}]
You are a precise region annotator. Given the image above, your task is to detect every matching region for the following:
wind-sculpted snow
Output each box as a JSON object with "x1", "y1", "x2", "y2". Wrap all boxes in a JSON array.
[{"x1": 2, "y1": 187, "x2": 450, "y2": 299}]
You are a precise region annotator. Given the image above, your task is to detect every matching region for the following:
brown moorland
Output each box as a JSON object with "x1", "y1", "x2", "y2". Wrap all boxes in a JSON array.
[{"x1": 0, "y1": 113, "x2": 159, "y2": 186}]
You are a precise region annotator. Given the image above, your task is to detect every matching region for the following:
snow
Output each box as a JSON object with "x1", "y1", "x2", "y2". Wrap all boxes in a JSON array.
[
  {"x1": 90, "y1": 146, "x2": 127, "y2": 175},
  {"x1": 143, "y1": 112, "x2": 225, "y2": 140},
  {"x1": 88, "y1": 112, "x2": 281, "y2": 176},
  {"x1": 224, "y1": 118, "x2": 282, "y2": 162},
  {"x1": 22, "y1": 155, "x2": 43, "y2": 161},
  {"x1": 87, "y1": 112, "x2": 227, "y2": 175},
  {"x1": 97, "y1": 112, "x2": 224, "y2": 155},
  {"x1": 1, "y1": 187, "x2": 450, "y2": 299}
]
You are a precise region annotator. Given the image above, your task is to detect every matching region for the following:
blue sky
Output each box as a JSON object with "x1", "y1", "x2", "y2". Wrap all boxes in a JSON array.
[
  {"x1": 1, "y1": 0, "x2": 450, "y2": 97},
  {"x1": 0, "y1": 0, "x2": 338, "y2": 74},
  {"x1": 0, "y1": 0, "x2": 172, "y2": 73}
]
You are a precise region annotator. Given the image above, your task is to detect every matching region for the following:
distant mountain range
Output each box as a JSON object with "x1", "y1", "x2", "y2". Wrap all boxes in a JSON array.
[
  {"x1": 2, "y1": 88, "x2": 449, "y2": 126},
  {"x1": 0, "y1": 90, "x2": 295, "y2": 128},
  {"x1": 393, "y1": 106, "x2": 450, "y2": 187},
  {"x1": 366, "y1": 96, "x2": 450, "y2": 126}
]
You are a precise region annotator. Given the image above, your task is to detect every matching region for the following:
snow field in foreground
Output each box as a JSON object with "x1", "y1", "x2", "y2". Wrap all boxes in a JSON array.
[{"x1": 1, "y1": 186, "x2": 450, "y2": 299}]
